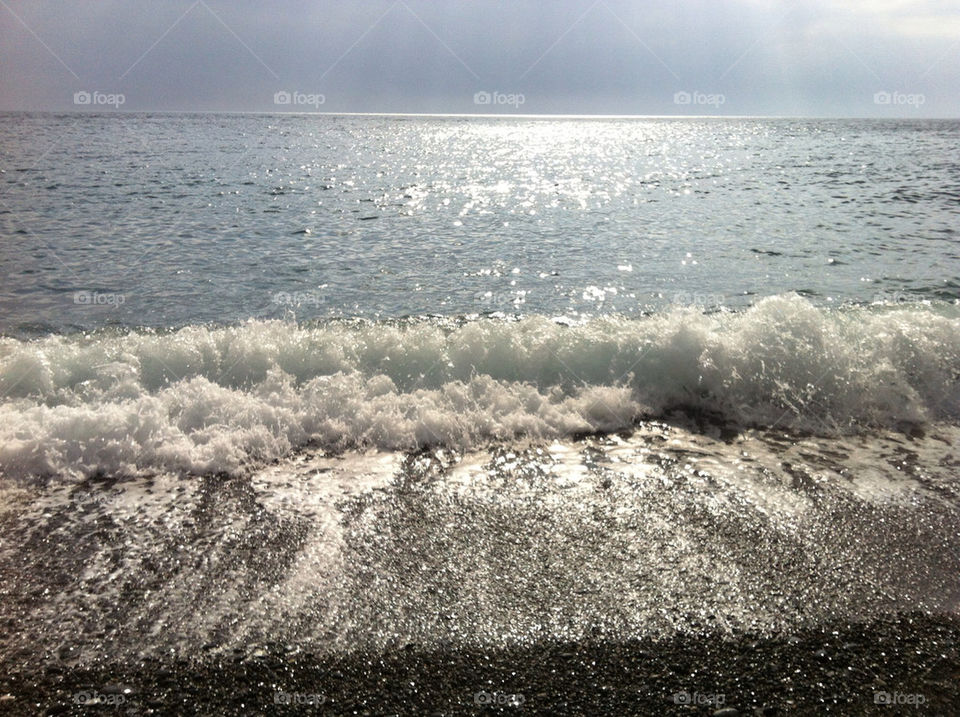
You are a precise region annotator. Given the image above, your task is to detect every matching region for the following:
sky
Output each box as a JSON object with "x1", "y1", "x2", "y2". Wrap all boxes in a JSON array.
[{"x1": 0, "y1": 0, "x2": 958, "y2": 116}]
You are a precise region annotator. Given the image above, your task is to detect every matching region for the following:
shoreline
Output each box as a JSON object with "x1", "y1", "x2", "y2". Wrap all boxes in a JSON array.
[
  {"x1": 3, "y1": 613, "x2": 958, "y2": 715},
  {"x1": 2, "y1": 426, "x2": 958, "y2": 715}
]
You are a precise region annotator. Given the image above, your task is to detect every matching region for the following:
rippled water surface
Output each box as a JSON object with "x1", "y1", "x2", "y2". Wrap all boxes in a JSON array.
[{"x1": 0, "y1": 114, "x2": 957, "y2": 331}]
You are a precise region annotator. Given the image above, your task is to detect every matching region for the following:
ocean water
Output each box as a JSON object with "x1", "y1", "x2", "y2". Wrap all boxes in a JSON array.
[
  {"x1": 3, "y1": 116, "x2": 960, "y2": 696},
  {"x1": 1, "y1": 114, "x2": 958, "y2": 329},
  {"x1": 0, "y1": 114, "x2": 958, "y2": 480}
]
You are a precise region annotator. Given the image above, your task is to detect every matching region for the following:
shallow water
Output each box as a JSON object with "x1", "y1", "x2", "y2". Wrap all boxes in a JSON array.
[{"x1": 2, "y1": 422, "x2": 958, "y2": 667}]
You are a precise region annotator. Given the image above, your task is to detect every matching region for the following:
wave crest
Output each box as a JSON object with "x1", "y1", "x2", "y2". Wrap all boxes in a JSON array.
[{"x1": 1, "y1": 295, "x2": 957, "y2": 479}]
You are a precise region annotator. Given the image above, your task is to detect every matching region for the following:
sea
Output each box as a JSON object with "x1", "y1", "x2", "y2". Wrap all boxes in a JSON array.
[
  {"x1": 1, "y1": 115, "x2": 959, "y2": 677},
  {"x1": 0, "y1": 114, "x2": 957, "y2": 478}
]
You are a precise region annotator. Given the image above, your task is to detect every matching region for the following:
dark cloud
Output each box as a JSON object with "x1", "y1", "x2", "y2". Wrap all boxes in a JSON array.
[{"x1": 0, "y1": 0, "x2": 957, "y2": 116}]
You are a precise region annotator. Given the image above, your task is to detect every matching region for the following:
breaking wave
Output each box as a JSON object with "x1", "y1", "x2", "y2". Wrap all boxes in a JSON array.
[{"x1": 1, "y1": 295, "x2": 958, "y2": 480}]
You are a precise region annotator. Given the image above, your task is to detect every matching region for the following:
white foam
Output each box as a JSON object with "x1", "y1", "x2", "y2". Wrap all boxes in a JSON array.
[{"x1": 1, "y1": 295, "x2": 957, "y2": 480}]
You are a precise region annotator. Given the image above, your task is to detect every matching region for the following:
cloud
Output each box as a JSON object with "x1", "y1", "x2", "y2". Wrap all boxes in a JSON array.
[
  {"x1": 806, "y1": 0, "x2": 960, "y2": 38},
  {"x1": 0, "y1": 0, "x2": 957, "y2": 115}
]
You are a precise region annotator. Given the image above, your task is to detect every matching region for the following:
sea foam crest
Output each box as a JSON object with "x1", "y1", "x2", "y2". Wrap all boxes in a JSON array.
[{"x1": 0, "y1": 295, "x2": 957, "y2": 479}]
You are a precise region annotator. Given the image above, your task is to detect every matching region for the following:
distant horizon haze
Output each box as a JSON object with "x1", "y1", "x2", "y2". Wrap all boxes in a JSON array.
[{"x1": 1, "y1": 0, "x2": 958, "y2": 117}]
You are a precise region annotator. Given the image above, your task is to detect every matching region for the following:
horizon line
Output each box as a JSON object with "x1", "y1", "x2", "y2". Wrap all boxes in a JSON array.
[{"x1": 1, "y1": 109, "x2": 958, "y2": 121}]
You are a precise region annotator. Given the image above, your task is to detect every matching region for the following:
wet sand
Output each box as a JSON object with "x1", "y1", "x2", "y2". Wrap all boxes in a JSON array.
[
  {"x1": 1, "y1": 422, "x2": 958, "y2": 715},
  {"x1": 3, "y1": 613, "x2": 959, "y2": 715}
]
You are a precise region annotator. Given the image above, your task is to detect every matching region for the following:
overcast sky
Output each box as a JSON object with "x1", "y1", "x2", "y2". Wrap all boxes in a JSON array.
[{"x1": 1, "y1": 0, "x2": 958, "y2": 116}]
